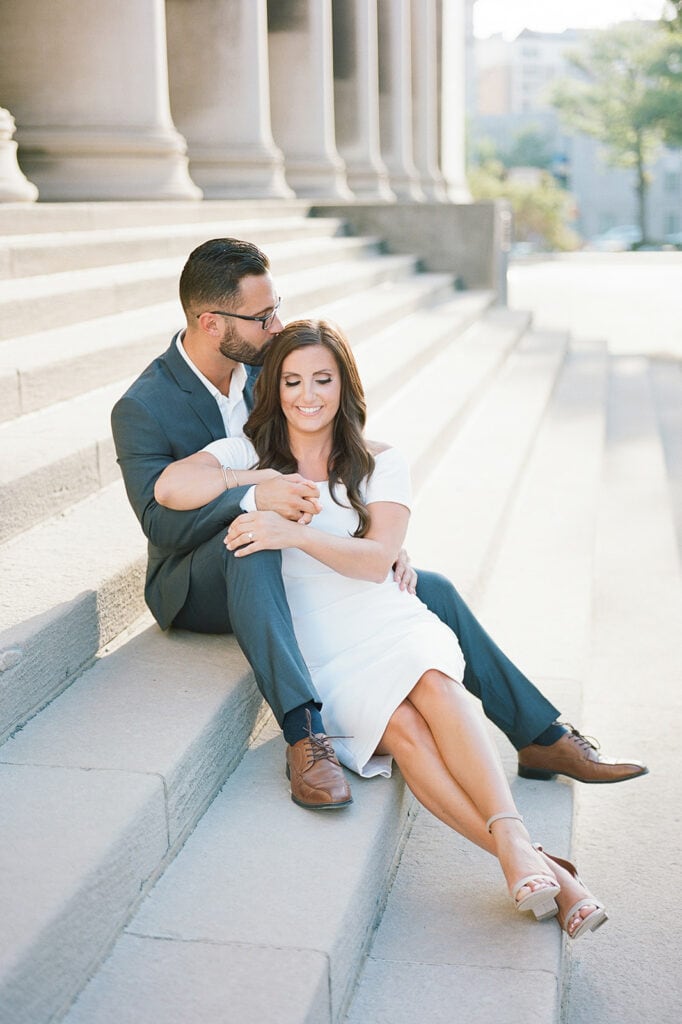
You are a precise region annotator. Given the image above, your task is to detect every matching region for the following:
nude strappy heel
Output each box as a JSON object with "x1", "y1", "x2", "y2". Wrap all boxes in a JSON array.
[
  {"x1": 535, "y1": 846, "x2": 608, "y2": 940},
  {"x1": 486, "y1": 813, "x2": 560, "y2": 921}
]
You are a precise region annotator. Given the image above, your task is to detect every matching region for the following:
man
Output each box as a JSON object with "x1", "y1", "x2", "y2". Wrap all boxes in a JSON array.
[{"x1": 111, "y1": 238, "x2": 647, "y2": 810}]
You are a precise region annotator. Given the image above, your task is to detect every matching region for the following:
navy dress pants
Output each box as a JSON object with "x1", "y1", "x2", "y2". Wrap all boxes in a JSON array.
[{"x1": 173, "y1": 531, "x2": 559, "y2": 749}]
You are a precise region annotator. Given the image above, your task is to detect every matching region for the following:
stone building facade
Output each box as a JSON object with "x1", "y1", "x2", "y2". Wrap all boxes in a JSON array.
[{"x1": 0, "y1": 0, "x2": 469, "y2": 205}]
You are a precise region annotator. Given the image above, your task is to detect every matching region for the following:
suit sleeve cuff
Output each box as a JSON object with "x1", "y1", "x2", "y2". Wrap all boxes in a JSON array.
[{"x1": 240, "y1": 486, "x2": 257, "y2": 512}]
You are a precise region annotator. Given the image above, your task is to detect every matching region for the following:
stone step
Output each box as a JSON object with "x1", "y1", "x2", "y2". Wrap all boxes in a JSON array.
[
  {"x1": 354, "y1": 289, "x2": 496, "y2": 407},
  {"x1": 0, "y1": 482, "x2": 146, "y2": 744},
  {"x1": 0, "y1": 617, "x2": 267, "y2": 1024},
  {"x1": 344, "y1": 338, "x2": 609, "y2": 1024},
  {"x1": 0, "y1": 379, "x2": 127, "y2": 544},
  {"x1": 0, "y1": 240, "x2": 413, "y2": 343},
  {"x1": 0, "y1": 215, "x2": 346, "y2": 279},
  {"x1": 562, "y1": 354, "x2": 682, "y2": 1024},
  {"x1": 0, "y1": 237, "x2": 420, "y2": 421},
  {"x1": 63, "y1": 720, "x2": 414, "y2": 1024},
  {"x1": 649, "y1": 358, "x2": 682, "y2": 568},
  {"x1": 367, "y1": 307, "x2": 533, "y2": 491},
  {"x1": 0, "y1": 278, "x2": 470, "y2": 542},
  {"x1": 45, "y1": 322, "x2": 573, "y2": 1024},
  {"x1": 0, "y1": 198, "x2": 316, "y2": 236},
  {"x1": 409, "y1": 327, "x2": 570, "y2": 598},
  {"x1": 474, "y1": 337, "x2": 608, "y2": 685}
]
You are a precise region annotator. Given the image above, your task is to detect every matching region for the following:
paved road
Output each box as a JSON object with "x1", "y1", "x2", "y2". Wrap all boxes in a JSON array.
[
  {"x1": 509, "y1": 252, "x2": 682, "y2": 1024},
  {"x1": 508, "y1": 252, "x2": 682, "y2": 360}
]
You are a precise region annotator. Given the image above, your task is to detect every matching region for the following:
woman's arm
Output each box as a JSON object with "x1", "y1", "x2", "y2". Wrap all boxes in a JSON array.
[
  {"x1": 225, "y1": 500, "x2": 409, "y2": 583},
  {"x1": 155, "y1": 451, "x2": 279, "y2": 511}
]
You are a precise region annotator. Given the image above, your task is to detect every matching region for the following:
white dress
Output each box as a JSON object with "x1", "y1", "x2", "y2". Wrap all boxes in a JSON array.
[{"x1": 203, "y1": 437, "x2": 466, "y2": 778}]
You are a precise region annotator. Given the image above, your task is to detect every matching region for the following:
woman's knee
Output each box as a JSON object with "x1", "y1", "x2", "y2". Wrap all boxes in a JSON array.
[
  {"x1": 381, "y1": 700, "x2": 428, "y2": 756},
  {"x1": 411, "y1": 669, "x2": 466, "y2": 712}
]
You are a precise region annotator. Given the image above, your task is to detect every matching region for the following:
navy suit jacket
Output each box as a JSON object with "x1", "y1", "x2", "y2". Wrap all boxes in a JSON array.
[{"x1": 111, "y1": 338, "x2": 261, "y2": 628}]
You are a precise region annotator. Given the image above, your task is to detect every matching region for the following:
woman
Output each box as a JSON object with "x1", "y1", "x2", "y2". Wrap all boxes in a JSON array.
[{"x1": 154, "y1": 319, "x2": 607, "y2": 941}]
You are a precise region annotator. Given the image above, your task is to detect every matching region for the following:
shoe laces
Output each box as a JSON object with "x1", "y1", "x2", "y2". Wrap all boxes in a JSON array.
[
  {"x1": 301, "y1": 709, "x2": 350, "y2": 766},
  {"x1": 562, "y1": 723, "x2": 600, "y2": 753}
]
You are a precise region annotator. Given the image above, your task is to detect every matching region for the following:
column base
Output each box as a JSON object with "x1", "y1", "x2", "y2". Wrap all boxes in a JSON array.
[
  {"x1": 15, "y1": 126, "x2": 202, "y2": 201},
  {"x1": 0, "y1": 108, "x2": 38, "y2": 202},
  {"x1": 283, "y1": 156, "x2": 353, "y2": 200},
  {"x1": 188, "y1": 146, "x2": 294, "y2": 200},
  {"x1": 344, "y1": 160, "x2": 395, "y2": 201},
  {"x1": 386, "y1": 172, "x2": 425, "y2": 202},
  {"x1": 0, "y1": 140, "x2": 39, "y2": 202}
]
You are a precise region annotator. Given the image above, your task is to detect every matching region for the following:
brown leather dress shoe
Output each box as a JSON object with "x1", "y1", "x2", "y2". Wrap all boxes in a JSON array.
[
  {"x1": 518, "y1": 725, "x2": 648, "y2": 784},
  {"x1": 286, "y1": 730, "x2": 353, "y2": 809}
]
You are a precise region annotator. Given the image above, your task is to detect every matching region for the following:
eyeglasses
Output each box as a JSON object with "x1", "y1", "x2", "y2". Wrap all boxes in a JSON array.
[{"x1": 198, "y1": 297, "x2": 281, "y2": 331}]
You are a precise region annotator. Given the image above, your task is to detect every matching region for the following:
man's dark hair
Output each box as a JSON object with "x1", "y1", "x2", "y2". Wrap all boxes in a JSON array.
[{"x1": 179, "y1": 238, "x2": 270, "y2": 317}]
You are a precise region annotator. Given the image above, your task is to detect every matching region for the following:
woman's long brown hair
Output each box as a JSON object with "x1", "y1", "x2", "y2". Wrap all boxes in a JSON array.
[{"x1": 244, "y1": 319, "x2": 375, "y2": 537}]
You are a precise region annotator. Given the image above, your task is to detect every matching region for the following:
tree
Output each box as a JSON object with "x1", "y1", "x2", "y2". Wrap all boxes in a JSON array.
[
  {"x1": 643, "y1": 26, "x2": 682, "y2": 147},
  {"x1": 503, "y1": 126, "x2": 554, "y2": 170},
  {"x1": 550, "y1": 21, "x2": 678, "y2": 243},
  {"x1": 468, "y1": 159, "x2": 579, "y2": 252}
]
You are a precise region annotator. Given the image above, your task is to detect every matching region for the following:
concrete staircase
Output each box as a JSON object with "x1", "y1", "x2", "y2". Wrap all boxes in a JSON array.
[{"x1": 0, "y1": 203, "x2": 675, "y2": 1023}]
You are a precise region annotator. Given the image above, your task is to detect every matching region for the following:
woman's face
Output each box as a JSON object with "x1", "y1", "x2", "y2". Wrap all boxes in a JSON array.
[{"x1": 279, "y1": 344, "x2": 342, "y2": 437}]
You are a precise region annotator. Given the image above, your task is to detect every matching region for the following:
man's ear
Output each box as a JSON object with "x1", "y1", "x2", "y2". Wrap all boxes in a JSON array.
[{"x1": 196, "y1": 311, "x2": 222, "y2": 335}]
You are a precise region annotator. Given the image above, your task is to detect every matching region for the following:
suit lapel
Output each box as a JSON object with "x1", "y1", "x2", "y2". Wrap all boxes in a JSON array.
[
  {"x1": 161, "y1": 338, "x2": 226, "y2": 439},
  {"x1": 244, "y1": 364, "x2": 262, "y2": 413}
]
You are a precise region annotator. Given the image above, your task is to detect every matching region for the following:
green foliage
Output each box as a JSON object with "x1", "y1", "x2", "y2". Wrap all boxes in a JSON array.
[
  {"x1": 503, "y1": 127, "x2": 554, "y2": 170},
  {"x1": 549, "y1": 20, "x2": 682, "y2": 240},
  {"x1": 469, "y1": 127, "x2": 554, "y2": 171},
  {"x1": 642, "y1": 32, "x2": 682, "y2": 146},
  {"x1": 550, "y1": 23, "x2": 666, "y2": 172},
  {"x1": 468, "y1": 162, "x2": 580, "y2": 252}
]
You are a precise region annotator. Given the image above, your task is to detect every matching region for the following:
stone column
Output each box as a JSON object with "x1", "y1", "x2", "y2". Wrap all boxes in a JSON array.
[
  {"x1": 0, "y1": 108, "x2": 38, "y2": 202},
  {"x1": 267, "y1": 0, "x2": 351, "y2": 199},
  {"x1": 377, "y1": 0, "x2": 423, "y2": 201},
  {"x1": 0, "y1": 0, "x2": 200, "y2": 201},
  {"x1": 411, "y1": 0, "x2": 447, "y2": 200},
  {"x1": 439, "y1": 0, "x2": 470, "y2": 201},
  {"x1": 166, "y1": 0, "x2": 292, "y2": 198},
  {"x1": 332, "y1": 0, "x2": 393, "y2": 200}
]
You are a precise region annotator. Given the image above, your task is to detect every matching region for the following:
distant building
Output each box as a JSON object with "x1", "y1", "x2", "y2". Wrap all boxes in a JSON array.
[{"x1": 470, "y1": 26, "x2": 682, "y2": 243}]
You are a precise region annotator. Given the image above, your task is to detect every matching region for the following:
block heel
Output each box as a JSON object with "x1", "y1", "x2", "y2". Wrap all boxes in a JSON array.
[{"x1": 485, "y1": 813, "x2": 560, "y2": 921}]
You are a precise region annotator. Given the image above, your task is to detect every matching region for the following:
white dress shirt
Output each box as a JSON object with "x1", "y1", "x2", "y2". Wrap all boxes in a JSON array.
[{"x1": 175, "y1": 332, "x2": 257, "y2": 510}]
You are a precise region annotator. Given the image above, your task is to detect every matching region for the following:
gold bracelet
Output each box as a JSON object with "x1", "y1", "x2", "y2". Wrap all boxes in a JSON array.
[
  {"x1": 220, "y1": 465, "x2": 230, "y2": 490},
  {"x1": 228, "y1": 466, "x2": 240, "y2": 488}
]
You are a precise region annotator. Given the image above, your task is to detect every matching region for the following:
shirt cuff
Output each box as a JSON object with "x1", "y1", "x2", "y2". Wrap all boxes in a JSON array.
[{"x1": 240, "y1": 486, "x2": 257, "y2": 512}]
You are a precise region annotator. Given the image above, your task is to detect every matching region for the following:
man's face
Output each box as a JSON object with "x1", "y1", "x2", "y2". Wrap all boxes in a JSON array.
[{"x1": 216, "y1": 272, "x2": 283, "y2": 366}]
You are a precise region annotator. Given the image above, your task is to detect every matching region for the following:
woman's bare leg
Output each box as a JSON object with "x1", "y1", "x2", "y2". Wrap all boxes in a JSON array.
[
  {"x1": 376, "y1": 700, "x2": 495, "y2": 854},
  {"x1": 377, "y1": 685, "x2": 557, "y2": 903}
]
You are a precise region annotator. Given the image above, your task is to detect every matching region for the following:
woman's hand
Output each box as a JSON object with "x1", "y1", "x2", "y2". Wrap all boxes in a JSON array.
[
  {"x1": 225, "y1": 511, "x2": 302, "y2": 556},
  {"x1": 393, "y1": 547, "x2": 417, "y2": 594}
]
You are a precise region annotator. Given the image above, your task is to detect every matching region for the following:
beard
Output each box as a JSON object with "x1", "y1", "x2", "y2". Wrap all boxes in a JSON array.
[{"x1": 218, "y1": 322, "x2": 274, "y2": 366}]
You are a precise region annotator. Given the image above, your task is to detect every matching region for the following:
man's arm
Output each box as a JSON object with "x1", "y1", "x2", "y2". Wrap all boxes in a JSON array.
[
  {"x1": 112, "y1": 394, "x2": 249, "y2": 554},
  {"x1": 112, "y1": 395, "x2": 322, "y2": 553}
]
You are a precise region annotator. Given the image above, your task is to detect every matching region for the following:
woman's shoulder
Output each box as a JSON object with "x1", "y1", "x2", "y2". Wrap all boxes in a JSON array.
[
  {"x1": 366, "y1": 439, "x2": 392, "y2": 456},
  {"x1": 202, "y1": 435, "x2": 257, "y2": 468}
]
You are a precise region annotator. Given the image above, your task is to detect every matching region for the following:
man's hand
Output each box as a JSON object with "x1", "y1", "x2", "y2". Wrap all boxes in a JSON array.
[
  {"x1": 254, "y1": 473, "x2": 322, "y2": 524},
  {"x1": 393, "y1": 547, "x2": 417, "y2": 593}
]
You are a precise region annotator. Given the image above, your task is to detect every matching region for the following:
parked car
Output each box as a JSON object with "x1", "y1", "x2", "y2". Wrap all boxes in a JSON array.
[
  {"x1": 585, "y1": 225, "x2": 643, "y2": 251},
  {"x1": 663, "y1": 231, "x2": 682, "y2": 249}
]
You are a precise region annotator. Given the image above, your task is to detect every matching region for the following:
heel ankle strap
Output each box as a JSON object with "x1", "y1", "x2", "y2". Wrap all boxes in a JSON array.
[{"x1": 486, "y1": 812, "x2": 524, "y2": 834}]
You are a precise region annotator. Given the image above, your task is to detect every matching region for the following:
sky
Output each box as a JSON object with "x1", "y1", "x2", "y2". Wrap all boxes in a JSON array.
[{"x1": 473, "y1": 0, "x2": 670, "y2": 39}]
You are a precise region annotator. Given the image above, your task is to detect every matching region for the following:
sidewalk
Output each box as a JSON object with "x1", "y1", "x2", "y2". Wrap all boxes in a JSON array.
[{"x1": 508, "y1": 251, "x2": 682, "y2": 360}]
